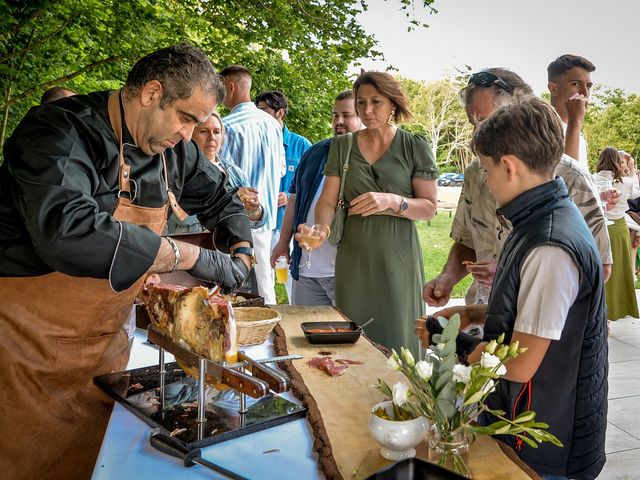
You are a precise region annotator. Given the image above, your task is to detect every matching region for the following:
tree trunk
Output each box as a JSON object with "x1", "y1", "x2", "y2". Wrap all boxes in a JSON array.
[{"x1": 1, "y1": 84, "x2": 11, "y2": 149}]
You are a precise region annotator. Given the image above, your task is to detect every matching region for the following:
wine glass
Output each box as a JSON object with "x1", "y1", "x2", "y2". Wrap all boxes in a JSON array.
[
  {"x1": 298, "y1": 224, "x2": 323, "y2": 269},
  {"x1": 596, "y1": 180, "x2": 615, "y2": 226}
]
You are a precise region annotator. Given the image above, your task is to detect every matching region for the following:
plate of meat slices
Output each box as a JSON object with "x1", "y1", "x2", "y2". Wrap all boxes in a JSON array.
[{"x1": 301, "y1": 321, "x2": 361, "y2": 344}]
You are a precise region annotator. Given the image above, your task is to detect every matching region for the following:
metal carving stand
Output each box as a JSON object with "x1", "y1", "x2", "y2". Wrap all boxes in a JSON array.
[
  {"x1": 148, "y1": 324, "x2": 301, "y2": 440},
  {"x1": 95, "y1": 325, "x2": 305, "y2": 450}
]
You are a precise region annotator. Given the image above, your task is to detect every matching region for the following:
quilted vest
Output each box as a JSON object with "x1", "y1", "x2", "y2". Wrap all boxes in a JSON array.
[{"x1": 482, "y1": 178, "x2": 608, "y2": 479}]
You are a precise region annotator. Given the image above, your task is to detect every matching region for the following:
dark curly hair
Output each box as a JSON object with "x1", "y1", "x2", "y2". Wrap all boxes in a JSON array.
[{"x1": 124, "y1": 43, "x2": 225, "y2": 109}]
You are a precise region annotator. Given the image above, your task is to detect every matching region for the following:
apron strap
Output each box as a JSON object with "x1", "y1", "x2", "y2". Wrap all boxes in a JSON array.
[
  {"x1": 162, "y1": 153, "x2": 189, "y2": 221},
  {"x1": 108, "y1": 89, "x2": 188, "y2": 220},
  {"x1": 108, "y1": 90, "x2": 133, "y2": 198}
]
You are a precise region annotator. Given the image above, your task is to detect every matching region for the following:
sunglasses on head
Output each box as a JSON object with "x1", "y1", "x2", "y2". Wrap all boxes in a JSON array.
[{"x1": 468, "y1": 71, "x2": 513, "y2": 94}]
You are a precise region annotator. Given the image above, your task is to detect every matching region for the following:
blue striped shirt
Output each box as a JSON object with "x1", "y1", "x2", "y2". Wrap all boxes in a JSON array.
[{"x1": 220, "y1": 102, "x2": 285, "y2": 232}]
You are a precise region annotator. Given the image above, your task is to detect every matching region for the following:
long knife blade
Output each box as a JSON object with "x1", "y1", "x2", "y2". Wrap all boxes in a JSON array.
[
  {"x1": 253, "y1": 354, "x2": 303, "y2": 364},
  {"x1": 222, "y1": 354, "x2": 303, "y2": 370}
]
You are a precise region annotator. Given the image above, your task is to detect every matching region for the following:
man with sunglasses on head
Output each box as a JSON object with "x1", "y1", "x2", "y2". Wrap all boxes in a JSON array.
[
  {"x1": 547, "y1": 54, "x2": 595, "y2": 171},
  {"x1": 422, "y1": 68, "x2": 612, "y2": 309}
]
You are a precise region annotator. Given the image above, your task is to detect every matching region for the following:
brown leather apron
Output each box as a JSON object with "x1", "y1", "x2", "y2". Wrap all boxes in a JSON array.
[{"x1": 0, "y1": 91, "x2": 181, "y2": 479}]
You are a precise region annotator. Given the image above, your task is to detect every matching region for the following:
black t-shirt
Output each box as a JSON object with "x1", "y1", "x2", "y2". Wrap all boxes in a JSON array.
[{"x1": 0, "y1": 91, "x2": 251, "y2": 291}]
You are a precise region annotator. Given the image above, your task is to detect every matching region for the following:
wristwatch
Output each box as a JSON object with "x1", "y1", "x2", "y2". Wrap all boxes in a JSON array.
[
  {"x1": 231, "y1": 246, "x2": 257, "y2": 268},
  {"x1": 396, "y1": 196, "x2": 409, "y2": 214}
]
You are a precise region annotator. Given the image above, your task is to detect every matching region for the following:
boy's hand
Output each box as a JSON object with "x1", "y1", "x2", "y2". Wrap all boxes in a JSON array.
[
  {"x1": 435, "y1": 304, "x2": 488, "y2": 328},
  {"x1": 414, "y1": 317, "x2": 430, "y2": 348},
  {"x1": 415, "y1": 315, "x2": 483, "y2": 360}
]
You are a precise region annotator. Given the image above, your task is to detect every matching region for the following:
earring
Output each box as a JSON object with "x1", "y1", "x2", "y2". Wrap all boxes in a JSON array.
[{"x1": 388, "y1": 111, "x2": 395, "y2": 126}]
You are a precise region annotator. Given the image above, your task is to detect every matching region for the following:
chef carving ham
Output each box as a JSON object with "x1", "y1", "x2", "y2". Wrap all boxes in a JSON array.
[{"x1": 139, "y1": 283, "x2": 238, "y2": 387}]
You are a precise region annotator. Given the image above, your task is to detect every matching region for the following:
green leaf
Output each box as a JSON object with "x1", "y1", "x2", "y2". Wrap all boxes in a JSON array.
[
  {"x1": 435, "y1": 370, "x2": 453, "y2": 391},
  {"x1": 439, "y1": 355, "x2": 456, "y2": 373},
  {"x1": 514, "y1": 434, "x2": 539, "y2": 449},
  {"x1": 436, "y1": 397, "x2": 457, "y2": 419},
  {"x1": 513, "y1": 411, "x2": 536, "y2": 423},
  {"x1": 462, "y1": 390, "x2": 484, "y2": 406}
]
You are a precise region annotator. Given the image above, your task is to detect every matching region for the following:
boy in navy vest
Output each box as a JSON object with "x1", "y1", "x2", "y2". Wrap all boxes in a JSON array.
[{"x1": 420, "y1": 98, "x2": 608, "y2": 479}]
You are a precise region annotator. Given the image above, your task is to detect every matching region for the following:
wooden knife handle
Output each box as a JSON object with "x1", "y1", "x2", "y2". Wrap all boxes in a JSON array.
[
  {"x1": 219, "y1": 366, "x2": 269, "y2": 398},
  {"x1": 247, "y1": 362, "x2": 290, "y2": 393}
]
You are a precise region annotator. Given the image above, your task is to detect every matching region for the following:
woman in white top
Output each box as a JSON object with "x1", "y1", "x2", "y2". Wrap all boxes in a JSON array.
[{"x1": 593, "y1": 147, "x2": 640, "y2": 320}]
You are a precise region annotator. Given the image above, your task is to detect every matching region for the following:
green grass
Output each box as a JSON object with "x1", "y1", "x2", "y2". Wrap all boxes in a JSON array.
[
  {"x1": 417, "y1": 212, "x2": 474, "y2": 300},
  {"x1": 275, "y1": 212, "x2": 472, "y2": 304}
]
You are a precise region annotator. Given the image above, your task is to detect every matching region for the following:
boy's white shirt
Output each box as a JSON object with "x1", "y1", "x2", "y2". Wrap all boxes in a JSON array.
[{"x1": 514, "y1": 245, "x2": 579, "y2": 340}]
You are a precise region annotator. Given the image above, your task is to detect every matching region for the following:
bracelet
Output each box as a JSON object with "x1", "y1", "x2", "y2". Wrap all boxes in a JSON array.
[
  {"x1": 319, "y1": 224, "x2": 331, "y2": 237},
  {"x1": 165, "y1": 236, "x2": 181, "y2": 273},
  {"x1": 247, "y1": 205, "x2": 262, "y2": 218}
]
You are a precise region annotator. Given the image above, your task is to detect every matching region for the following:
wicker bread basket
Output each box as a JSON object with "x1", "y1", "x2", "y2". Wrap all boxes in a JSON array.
[{"x1": 234, "y1": 307, "x2": 281, "y2": 346}]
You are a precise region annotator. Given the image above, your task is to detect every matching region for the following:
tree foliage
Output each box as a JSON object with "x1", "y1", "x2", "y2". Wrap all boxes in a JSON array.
[
  {"x1": 0, "y1": 0, "x2": 437, "y2": 163},
  {"x1": 400, "y1": 76, "x2": 473, "y2": 172},
  {"x1": 584, "y1": 86, "x2": 640, "y2": 169}
]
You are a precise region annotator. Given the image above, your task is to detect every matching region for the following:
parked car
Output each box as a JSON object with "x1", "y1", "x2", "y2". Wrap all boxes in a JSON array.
[
  {"x1": 450, "y1": 173, "x2": 465, "y2": 187},
  {"x1": 437, "y1": 173, "x2": 456, "y2": 186}
]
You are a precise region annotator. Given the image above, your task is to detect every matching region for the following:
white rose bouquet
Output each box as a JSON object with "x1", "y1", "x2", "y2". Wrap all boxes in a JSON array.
[{"x1": 373, "y1": 314, "x2": 562, "y2": 476}]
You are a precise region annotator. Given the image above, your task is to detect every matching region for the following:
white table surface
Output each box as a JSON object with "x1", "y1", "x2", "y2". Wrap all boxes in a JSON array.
[{"x1": 92, "y1": 329, "x2": 323, "y2": 479}]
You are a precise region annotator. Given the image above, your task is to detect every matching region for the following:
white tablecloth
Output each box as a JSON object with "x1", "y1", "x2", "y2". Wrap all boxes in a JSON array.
[{"x1": 92, "y1": 329, "x2": 323, "y2": 479}]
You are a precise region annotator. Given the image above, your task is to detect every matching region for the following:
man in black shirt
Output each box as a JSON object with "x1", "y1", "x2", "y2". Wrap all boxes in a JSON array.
[{"x1": 0, "y1": 43, "x2": 254, "y2": 480}]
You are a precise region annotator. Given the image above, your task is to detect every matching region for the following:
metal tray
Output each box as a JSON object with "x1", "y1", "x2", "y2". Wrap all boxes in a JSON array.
[
  {"x1": 94, "y1": 362, "x2": 306, "y2": 449},
  {"x1": 301, "y1": 321, "x2": 361, "y2": 344},
  {"x1": 366, "y1": 457, "x2": 468, "y2": 479}
]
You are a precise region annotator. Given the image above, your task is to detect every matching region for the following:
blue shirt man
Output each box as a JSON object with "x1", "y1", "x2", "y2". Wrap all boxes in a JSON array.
[
  {"x1": 256, "y1": 90, "x2": 310, "y2": 303},
  {"x1": 255, "y1": 90, "x2": 311, "y2": 229},
  {"x1": 279, "y1": 124, "x2": 312, "y2": 228}
]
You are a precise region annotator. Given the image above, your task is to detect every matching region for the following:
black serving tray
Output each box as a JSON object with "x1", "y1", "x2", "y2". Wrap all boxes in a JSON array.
[
  {"x1": 366, "y1": 457, "x2": 468, "y2": 480},
  {"x1": 94, "y1": 362, "x2": 306, "y2": 449},
  {"x1": 301, "y1": 321, "x2": 361, "y2": 344}
]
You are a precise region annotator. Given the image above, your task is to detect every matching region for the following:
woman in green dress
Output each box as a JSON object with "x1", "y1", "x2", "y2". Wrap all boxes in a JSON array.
[{"x1": 301, "y1": 71, "x2": 438, "y2": 357}]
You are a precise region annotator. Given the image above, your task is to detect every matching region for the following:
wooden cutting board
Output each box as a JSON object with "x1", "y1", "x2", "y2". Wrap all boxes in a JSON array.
[{"x1": 271, "y1": 305, "x2": 538, "y2": 480}]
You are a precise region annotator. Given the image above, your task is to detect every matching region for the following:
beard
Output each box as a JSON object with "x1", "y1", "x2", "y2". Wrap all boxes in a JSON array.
[{"x1": 333, "y1": 124, "x2": 347, "y2": 135}]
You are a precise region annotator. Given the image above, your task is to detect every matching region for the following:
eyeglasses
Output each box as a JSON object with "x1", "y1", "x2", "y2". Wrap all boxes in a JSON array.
[{"x1": 468, "y1": 71, "x2": 513, "y2": 94}]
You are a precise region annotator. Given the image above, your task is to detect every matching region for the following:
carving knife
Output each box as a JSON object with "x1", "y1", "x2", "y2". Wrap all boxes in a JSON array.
[{"x1": 149, "y1": 432, "x2": 248, "y2": 480}]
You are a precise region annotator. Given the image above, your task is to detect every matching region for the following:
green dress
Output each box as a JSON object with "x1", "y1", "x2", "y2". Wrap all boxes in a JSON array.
[
  {"x1": 606, "y1": 217, "x2": 639, "y2": 320},
  {"x1": 324, "y1": 129, "x2": 438, "y2": 357}
]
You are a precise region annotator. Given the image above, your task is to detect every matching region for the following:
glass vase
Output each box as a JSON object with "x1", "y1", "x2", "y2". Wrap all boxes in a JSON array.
[{"x1": 427, "y1": 424, "x2": 471, "y2": 478}]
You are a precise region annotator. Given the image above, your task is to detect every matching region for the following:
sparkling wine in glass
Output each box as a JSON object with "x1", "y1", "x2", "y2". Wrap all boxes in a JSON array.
[
  {"x1": 597, "y1": 181, "x2": 616, "y2": 226},
  {"x1": 298, "y1": 224, "x2": 323, "y2": 269}
]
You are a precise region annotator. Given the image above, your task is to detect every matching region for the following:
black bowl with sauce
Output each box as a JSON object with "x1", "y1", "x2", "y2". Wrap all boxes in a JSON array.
[{"x1": 301, "y1": 321, "x2": 361, "y2": 344}]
